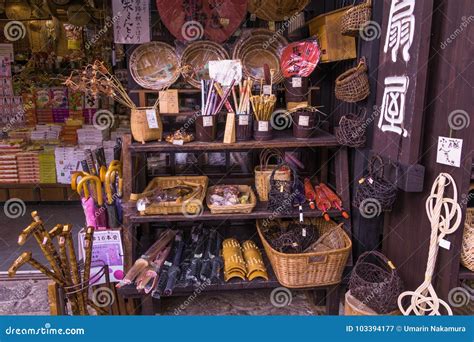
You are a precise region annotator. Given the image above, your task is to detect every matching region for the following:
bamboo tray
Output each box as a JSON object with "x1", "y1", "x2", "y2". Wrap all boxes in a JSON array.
[
  {"x1": 130, "y1": 176, "x2": 209, "y2": 215},
  {"x1": 206, "y1": 185, "x2": 257, "y2": 214}
]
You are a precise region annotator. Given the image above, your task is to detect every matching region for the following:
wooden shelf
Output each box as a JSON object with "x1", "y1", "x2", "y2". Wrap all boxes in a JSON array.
[
  {"x1": 459, "y1": 265, "x2": 474, "y2": 280},
  {"x1": 124, "y1": 201, "x2": 343, "y2": 223},
  {"x1": 129, "y1": 130, "x2": 339, "y2": 153}
]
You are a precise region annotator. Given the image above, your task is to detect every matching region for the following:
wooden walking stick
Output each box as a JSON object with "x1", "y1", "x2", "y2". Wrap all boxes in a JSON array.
[
  {"x1": 56, "y1": 229, "x2": 80, "y2": 315},
  {"x1": 9, "y1": 252, "x2": 65, "y2": 286}
]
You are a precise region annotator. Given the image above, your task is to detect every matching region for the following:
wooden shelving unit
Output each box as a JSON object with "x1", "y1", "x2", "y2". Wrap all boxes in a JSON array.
[{"x1": 118, "y1": 131, "x2": 352, "y2": 315}]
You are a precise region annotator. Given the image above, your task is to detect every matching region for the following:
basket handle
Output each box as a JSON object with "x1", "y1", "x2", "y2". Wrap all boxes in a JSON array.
[
  {"x1": 367, "y1": 155, "x2": 385, "y2": 179},
  {"x1": 356, "y1": 250, "x2": 396, "y2": 272},
  {"x1": 260, "y1": 148, "x2": 284, "y2": 170}
]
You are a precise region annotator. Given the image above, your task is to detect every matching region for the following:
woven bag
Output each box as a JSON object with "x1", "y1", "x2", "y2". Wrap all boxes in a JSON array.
[
  {"x1": 335, "y1": 58, "x2": 370, "y2": 103},
  {"x1": 268, "y1": 162, "x2": 298, "y2": 215},
  {"x1": 254, "y1": 149, "x2": 291, "y2": 201},
  {"x1": 349, "y1": 251, "x2": 404, "y2": 314},
  {"x1": 341, "y1": 0, "x2": 373, "y2": 36}
]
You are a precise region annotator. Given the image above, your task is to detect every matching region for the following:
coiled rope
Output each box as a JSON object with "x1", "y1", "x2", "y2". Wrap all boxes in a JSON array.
[{"x1": 398, "y1": 173, "x2": 462, "y2": 315}]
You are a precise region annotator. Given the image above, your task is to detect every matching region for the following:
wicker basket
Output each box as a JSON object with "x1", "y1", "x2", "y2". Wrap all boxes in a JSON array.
[
  {"x1": 206, "y1": 185, "x2": 257, "y2": 214},
  {"x1": 131, "y1": 107, "x2": 163, "y2": 144},
  {"x1": 257, "y1": 218, "x2": 352, "y2": 288},
  {"x1": 340, "y1": 0, "x2": 372, "y2": 36},
  {"x1": 254, "y1": 149, "x2": 290, "y2": 202},
  {"x1": 248, "y1": 0, "x2": 310, "y2": 22},
  {"x1": 335, "y1": 58, "x2": 370, "y2": 103},
  {"x1": 344, "y1": 290, "x2": 400, "y2": 316},
  {"x1": 461, "y1": 206, "x2": 474, "y2": 272},
  {"x1": 130, "y1": 176, "x2": 208, "y2": 215}
]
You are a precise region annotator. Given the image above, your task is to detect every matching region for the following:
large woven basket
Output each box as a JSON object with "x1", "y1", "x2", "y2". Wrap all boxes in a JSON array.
[
  {"x1": 130, "y1": 107, "x2": 163, "y2": 144},
  {"x1": 335, "y1": 58, "x2": 370, "y2": 103},
  {"x1": 340, "y1": 0, "x2": 372, "y2": 36},
  {"x1": 461, "y1": 206, "x2": 474, "y2": 272},
  {"x1": 130, "y1": 176, "x2": 209, "y2": 215},
  {"x1": 181, "y1": 41, "x2": 229, "y2": 88},
  {"x1": 257, "y1": 218, "x2": 352, "y2": 288},
  {"x1": 248, "y1": 0, "x2": 309, "y2": 22},
  {"x1": 206, "y1": 185, "x2": 257, "y2": 214},
  {"x1": 344, "y1": 291, "x2": 400, "y2": 316}
]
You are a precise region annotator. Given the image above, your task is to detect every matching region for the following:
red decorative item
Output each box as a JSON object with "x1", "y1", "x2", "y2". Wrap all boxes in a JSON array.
[
  {"x1": 280, "y1": 39, "x2": 321, "y2": 78},
  {"x1": 314, "y1": 185, "x2": 331, "y2": 222},
  {"x1": 319, "y1": 183, "x2": 350, "y2": 219},
  {"x1": 156, "y1": 0, "x2": 247, "y2": 43}
]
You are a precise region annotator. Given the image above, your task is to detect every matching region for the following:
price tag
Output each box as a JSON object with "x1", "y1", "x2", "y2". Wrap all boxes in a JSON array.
[
  {"x1": 298, "y1": 115, "x2": 310, "y2": 127},
  {"x1": 203, "y1": 116, "x2": 213, "y2": 127},
  {"x1": 263, "y1": 85, "x2": 272, "y2": 95},
  {"x1": 250, "y1": 13, "x2": 256, "y2": 21},
  {"x1": 439, "y1": 238, "x2": 451, "y2": 250},
  {"x1": 258, "y1": 121, "x2": 269, "y2": 131},
  {"x1": 302, "y1": 228, "x2": 307, "y2": 237},
  {"x1": 146, "y1": 109, "x2": 159, "y2": 129},
  {"x1": 164, "y1": 261, "x2": 172, "y2": 267},
  {"x1": 136, "y1": 200, "x2": 146, "y2": 212},
  {"x1": 173, "y1": 139, "x2": 184, "y2": 145},
  {"x1": 292, "y1": 77, "x2": 302, "y2": 88},
  {"x1": 220, "y1": 18, "x2": 230, "y2": 26},
  {"x1": 238, "y1": 115, "x2": 249, "y2": 125},
  {"x1": 268, "y1": 21, "x2": 275, "y2": 31}
]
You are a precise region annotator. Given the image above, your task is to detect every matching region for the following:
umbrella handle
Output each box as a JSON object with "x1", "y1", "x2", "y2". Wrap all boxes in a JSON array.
[
  {"x1": 77, "y1": 175, "x2": 103, "y2": 205},
  {"x1": 72, "y1": 171, "x2": 90, "y2": 191}
]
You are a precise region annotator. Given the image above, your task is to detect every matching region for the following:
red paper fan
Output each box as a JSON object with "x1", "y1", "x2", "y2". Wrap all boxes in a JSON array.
[
  {"x1": 280, "y1": 39, "x2": 321, "y2": 78},
  {"x1": 156, "y1": 0, "x2": 247, "y2": 43}
]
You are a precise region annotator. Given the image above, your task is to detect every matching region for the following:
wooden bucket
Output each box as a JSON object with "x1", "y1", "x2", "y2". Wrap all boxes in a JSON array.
[
  {"x1": 235, "y1": 114, "x2": 253, "y2": 141},
  {"x1": 284, "y1": 77, "x2": 309, "y2": 103},
  {"x1": 195, "y1": 115, "x2": 217, "y2": 142},
  {"x1": 130, "y1": 107, "x2": 163, "y2": 144},
  {"x1": 253, "y1": 120, "x2": 273, "y2": 141},
  {"x1": 292, "y1": 110, "x2": 320, "y2": 139}
]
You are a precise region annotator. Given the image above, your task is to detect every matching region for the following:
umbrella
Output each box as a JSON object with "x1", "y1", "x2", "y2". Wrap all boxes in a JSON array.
[
  {"x1": 319, "y1": 183, "x2": 350, "y2": 219},
  {"x1": 77, "y1": 175, "x2": 107, "y2": 229},
  {"x1": 314, "y1": 184, "x2": 332, "y2": 222}
]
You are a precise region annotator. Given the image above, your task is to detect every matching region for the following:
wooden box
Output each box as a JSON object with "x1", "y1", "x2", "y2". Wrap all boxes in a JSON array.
[{"x1": 308, "y1": 7, "x2": 357, "y2": 63}]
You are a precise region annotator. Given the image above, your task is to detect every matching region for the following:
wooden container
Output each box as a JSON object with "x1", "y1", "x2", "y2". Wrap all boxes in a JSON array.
[
  {"x1": 257, "y1": 218, "x2": 352, "y2": 288},
  {"x1": 292, "y1": 110, "x2": 320, "y2": 139},
  {"x1": 235, "y1": 114, "x2": 253, "y2": 141},
  {"x1": 253, "y1": 120, "x2": 273, "y2": 141},
  {"x1": 308, "y1": 7, "x2": 357, "y2": 63},
  {"x1": 130, "y1": 176, "x2": 209, "y2": 215},
  {"x1": 284, "y1": 77, "x2": 309, "y2": 103},
  {"x1": 131, "y1": 107, "x2": 163, "y2": 144},
  {"x1": 206, "y1": 185, "x2": 257, "y2": 214},
  {"x1": 344, "y1": 291, "x2": 401, "y2": 316},
  {"x1": 195, "y1": 115, "x2": 217, "y2": 142}
]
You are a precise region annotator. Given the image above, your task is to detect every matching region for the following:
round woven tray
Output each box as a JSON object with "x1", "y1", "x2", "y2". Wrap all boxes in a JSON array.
[
  {"x1": 129, "y1": 42, "x2": 180, "y2": 91},
  {"x1": 181, "y1": 41, "x2": 229, "y2": 88},
  {"x1": 233, "y1": 30, "x2": 288, "y2": 84},
  {"x1": 248, "y1": 0, "x2": 309, "y2": 22}
]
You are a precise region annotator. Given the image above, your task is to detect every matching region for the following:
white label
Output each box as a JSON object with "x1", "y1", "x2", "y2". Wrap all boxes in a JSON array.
[
  {"x1": 439, "y1": 238, "x2": 451, "y2": 250},
  {"x1": 258, "y1": 121, "x2": 269, "y2": 131},
  {"x1": 263, "y1": 85, "x2": 272, "y2": 95},
  {"x1": 137, "y1": 200, "x2": 146, "y2": 212},
  {"x1": 203, "y1": 116, "x2": 213, "y2": 127},
  {"x1": 146, "y1": 109, "x2": 159, "y2": 129},
  {"x1": 164, "y1": 261, "x2": 172, "y2": 267},
  {"x1": 292, "y1": 77, "x2": 302, "y2": 88},
  {"x1": 302, "y1": 228, "x2": 307, "y2": 237},
  {"x1": 298, "y1": 115, "x2": 310, "y2": 127},
  {"x1": 250, "y1": 13, "x2": 256, "y2": 21},
  {"x1": 173, "y1": 139, "x2": 184, "y2": 145},
  {"x1": 238, "y1": 115, "x2": 249, "y2": 126},
  {"x1": 436, "y1": 136, "x2": 463, "y2": 168},
  {"x1": 268, "y1": 21, "x2": 275, "y2": 31}
]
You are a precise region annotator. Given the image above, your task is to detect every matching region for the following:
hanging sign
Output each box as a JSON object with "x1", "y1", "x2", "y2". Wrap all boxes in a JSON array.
[
  {"x1": 112, "y1": 0, "x2": 150, "y2": 44},
  {"x1": 436, "y1": 136, "x2": 463, "y2": 168}
]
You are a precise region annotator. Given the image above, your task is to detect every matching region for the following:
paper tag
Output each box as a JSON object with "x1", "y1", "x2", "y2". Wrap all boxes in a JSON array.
[
  {"x1": 238, "y1": 115, "x2": 249, "y2": 126},
  {"x1": 219, "y1": 18, "x2": 230, "y2": 26},
  {"x1": 159, "y1": 89, "x2": 179, "y2": 114},
  {"x1": 250, "y1": 13, "x2": 256, "y2": 21},
  {"x1": 302, "y1": 228, "x2": 307, "y2": 237},
  {"x1": 164, "y1": 261, "x2": 172, "y2": 267},
  {"x1": 173, "y1": 139, "x2": 184, "y2": 145},
  {"x1": 146, "y1": 109, "x2": 159, "y2": 129},
  {"x1": 436, "y1": 136, "x2": 463, "y2": 168},
  {"x1": 137, "y1": 200, "x2": 146, "y2": 212},
  {"x1": 439, "y1": 238, "x2": 451, "y2": 250},
  {"x1": 263, "y1": 85, "x2": 272, "y2": 95},
  {"x1": 292, "y1": 77, "x2": 302, "y2": 88},
  {"x1": 258, "y1": 121, "x2": 269, "y2": 131},
  {"x1": 268, "y1": 21, "x2": 275, "y2": 31},
  {"x1": 368, "y1": 177, "x2": 374, "y2": 185},
  {"x1": 298, "y1": 115, "x2": 310, "y2": 127},
  {"x1": 203, "y1": 116, "x2": 213, "y2": 127}
]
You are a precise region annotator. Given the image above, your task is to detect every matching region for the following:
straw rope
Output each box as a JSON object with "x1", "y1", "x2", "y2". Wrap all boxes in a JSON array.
[{"x1": 397, "y1": 173, "x2": 462, "y2": 315}]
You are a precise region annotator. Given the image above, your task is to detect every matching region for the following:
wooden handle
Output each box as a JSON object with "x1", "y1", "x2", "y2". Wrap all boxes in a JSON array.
[
  {"x1": 18, "y1": 222, "x2": 41, "y2": 245},
  {"x1": 8, "y1": 252, "x2": 31, "y2": 277}
]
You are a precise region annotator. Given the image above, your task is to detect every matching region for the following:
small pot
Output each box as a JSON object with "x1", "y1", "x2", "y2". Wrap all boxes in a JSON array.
[
  {"x1": 253, "y1": 120, "x2": 273, "y2": 141},
  {"x1": 284, "y1": 77, "x2": 309, "y2": 103},
  {"x1": 292, "y1": 110, "x2": 320, "y2": 139},
  {"x1": 235, "y1": 114, "x2": 253, "y2": 141},
  {"x1": 195, "y1": 115, "x2": 217, "y2": 142}
]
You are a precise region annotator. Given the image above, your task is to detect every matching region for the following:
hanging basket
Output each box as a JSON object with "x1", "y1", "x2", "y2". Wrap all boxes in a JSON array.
[
  {"x1": 335, "y1": 58, "x2": 370, "y2": 103},
  {"x1": 461, "y1": 205, "x2": 474, "y2": 272},
  {"x1": 340, "y1": 0, "x2": 373, "y2": 36},
  {"x1": 348, "y1": 251, "x2": 404, "y2": 314},
  {"x1": 254, "y1": 149, "x2": 291, "y2": 201},
  {"x1": 268, "y1": 162, "x2": 298, "y2": 215},
  {"x1": 131, "y1": 107, "x2": 163, "y2": 144},
  {"x1": 335, "y1": 109, "x2": 367, "y2": 147}
]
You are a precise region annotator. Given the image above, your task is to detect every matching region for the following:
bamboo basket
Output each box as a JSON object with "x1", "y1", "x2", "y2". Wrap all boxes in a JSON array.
[
  {"x1": 344, "y1": 291, "x2": 400, "y2": 316},
  {"x1": 130, "y1": 107, "x2": 163, "y2": 144},
  {"x1": 254, "y1": 149, "x2": 291, "y2": 201},
  {"x1": 461, "y1": 206, "x2": 474, "y2": 272},
  {"x1": 340, "y1": 0, "x2": 372, "y2": 36},
  {"x1": 257, "y1": 218, "x2": 351, "y2": 288},
  {"x1": 335, "y1": 58, "x2": 370, "y2": 103},
  {"x1": 130, "y1": 176, "x2": 208, "y2": 215},
  {"x1": 206, "y1": 185, "x2": 257, "y2": 214},
  {"x1": 248, "y1": 0, "x2": 310, "y2": 22}
]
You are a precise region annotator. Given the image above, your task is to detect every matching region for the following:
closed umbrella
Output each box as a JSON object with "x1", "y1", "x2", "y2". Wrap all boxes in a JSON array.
[{"x1": 77, "y1": 175, "x2": 107, "y2": 229}]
